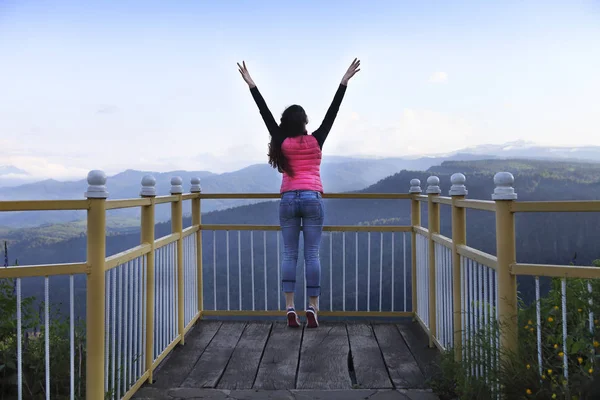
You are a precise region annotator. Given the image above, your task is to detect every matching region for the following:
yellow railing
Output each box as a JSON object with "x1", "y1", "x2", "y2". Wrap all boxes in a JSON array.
[
  {"x1": 3, "y1": 169, "x2": 600, "y2": 399},
  {"x1": 411, "y1": 172, "x2": 600, "y2": 395},
  {"x1": 0, "y1": 171, "x2": 414, "y2": 399}
]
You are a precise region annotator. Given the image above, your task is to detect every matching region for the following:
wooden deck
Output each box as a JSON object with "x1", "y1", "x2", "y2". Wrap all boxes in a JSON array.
[{"x1": 134, "y1": 320, "x2": 439, "y2": 399}]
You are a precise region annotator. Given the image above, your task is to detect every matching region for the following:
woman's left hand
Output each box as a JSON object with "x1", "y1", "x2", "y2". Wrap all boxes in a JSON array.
[
  {"x1": 237, "y1": 61, "x2": 256, "y2": 88},
  {"x1": 341, "y1": 58, "x2": 360, "y2": 86}
]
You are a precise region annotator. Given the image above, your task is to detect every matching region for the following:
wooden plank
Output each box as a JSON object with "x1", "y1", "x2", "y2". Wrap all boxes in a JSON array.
[
  {"x1": 106, "y1": 198, "x2": 152, "y2": 210},
  {"x1": 372, "y1": 323, "x2": 425, "y2": 389},
  {"x1": 182, "y1": 225, "x2": 199, "y2": 238},
  {"x1": 396, "y1": 322, "x2": 440, "y2": 380},
  {"x1": 105, "y1": 244, "x2": 151, "y2": 271},
  {"x1": 152, "y1": 321, "x2": 221, "y2": 388},
  {"x1": 511, "y1": 263, "x2": 600, "y2": 279},
  {"x1": 414, "y1": 226, "x2": 429, "y2": 236},
  {"x1": 431, "y1": 233, "x2": 452, "y2": 249},
  {"x1": 346, "y1": 323, "x2": 393, "y2": 389},
  {"x1": 0, "y1": 199, "x2": 88, "y2": 211},
  {"x1": 457, "y1": 245, "x2": 497, "y2": 270},
  {"x1": 155, "y1": 195, "x2": 179, "y2": 204},
  {"x1": 0, "y1": 263, "x2": 88, "y2": 279},
  {"x1": 253, "y1": 322, "x2": 303, "y2": 390},
  {"x1": 432, "y1": 196, "x2": 452, "y2": 205},
  {"x1": 455, "y1": 199, "x2": 495, "y2": 211},
  {"x1": 181, "y1": 322, "x2": 246, "y2": 388},
  {"x1": 296, "y1": 323, "x2": 352, "y2": 389},
  {"x1": 155, "y1": 233, "x2": 180, "y2": 248},
  {"x1": 217, "y1": 322, "x2": 272, "y2": 389},
  {"x1": 182, "y1": 193, "x2": 200, "y2": 200},
  {"x1": 511, "y1": 200, "x2": 600, "y2": 213}
]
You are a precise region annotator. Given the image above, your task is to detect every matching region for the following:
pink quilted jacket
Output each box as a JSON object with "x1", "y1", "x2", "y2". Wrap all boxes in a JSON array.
[{"x1": 280, "y1": 135, "x2": 323, "y2": 193}]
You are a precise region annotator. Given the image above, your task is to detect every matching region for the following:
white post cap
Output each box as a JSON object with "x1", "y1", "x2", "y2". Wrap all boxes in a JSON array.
[
  {"x1": 170, "y1": 176, "x2": 183, "y2": 194},
  {"x1": 409, "y1": 179, "x2": 422, "y2": 194},
  {"x1": 140, "y1": 175, "x2": 156, "y2": 197},
  {"x1": 449, "y1": 173, "x2": 468, "y2": 196},
  {"x1": 85, "y1": 170, "x2": 108, "y2": 199},
  {"x1": 492, "y1": 172, "x2": 517, "y2": 200},
  {"x1": 426, "y1": 176, "x2": 441, "y2": 194},
  {"x1": 190, "y1": 177, "x2": 202, "y2": 193}
]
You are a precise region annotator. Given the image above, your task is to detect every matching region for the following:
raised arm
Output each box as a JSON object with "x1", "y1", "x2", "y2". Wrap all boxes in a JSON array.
[
  {"x1": 238, "y1": 61, "x2": 280, "y2": 138},
  {"x1": 312, "y1": 58, "x2": 360, "y2": 148}
]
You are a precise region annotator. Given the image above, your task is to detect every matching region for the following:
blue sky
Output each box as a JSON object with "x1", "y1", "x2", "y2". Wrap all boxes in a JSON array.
[{"x1": 1, "y1": 0, "x2": 599, "y2": 179}]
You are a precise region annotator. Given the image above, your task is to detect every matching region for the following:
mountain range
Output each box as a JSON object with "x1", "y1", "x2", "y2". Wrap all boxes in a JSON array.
[
  {"x1": 0, "y1": 153, "x2": 487, "y2": 227},
  {"x1": 6, "y1": 140, "x2": 600, "y2": 228}
]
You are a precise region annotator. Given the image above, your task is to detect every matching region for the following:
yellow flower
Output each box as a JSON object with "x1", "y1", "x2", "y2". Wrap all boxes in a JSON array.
[
  {"x1": 530, "y1": 328, "x2": 534, "y2": 333},
  {"x1": 554, "y1": 306, "x2": 559, "y2": 310},
  {"x1": 595, "y1": 319, "x2": 598, "y2": 324},
  {"x1": 554, "y1": 343, "x2": 559, "y2": 349},
  {"x1": 558, "y1": 352, "x2": 564, "y2": 357},
  {"x1": 594, "y1": 341, "x2": 599, "y2": 348},
  {"x1": 542, "y1": 374, "x2": 546, "y2": 380},
  {"x1": 548, "y1": 317, "x2": 554, "y2": 322},
  {"x1": 552, "y1": 395, "x2": 556, "y2": 399},
  {"x1": 524, "y1": 325, "x2": 530, "y2": 330},
  {"x1": 578, "y1": 308, "x2": 583, "y2": 312},
  {"x1": 526, "y1": 389, "x2": 532, "y2": 395},
  {"x1": 528, "y1": 320, "x2": 533, "y2": 325},
  {"x1": 526, "y1": 364, "x2": 531, "y2": 369},
  {"x1": 548, "y1": 369, "x2": 553, "y2": 375},
  {"x1": 590, "y1": 368, "x2": 594, "y2": 374},
  {"x1": 578, "y1": 357, "x2": 584, "y2": 364}
]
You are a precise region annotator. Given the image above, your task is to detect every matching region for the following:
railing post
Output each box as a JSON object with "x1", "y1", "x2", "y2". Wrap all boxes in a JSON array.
[
  {"x1": 170, "y1": 177, "x2": 185, "y2": 345},
  {"x1": 140, "y1": 175, "x2": 156, "y2": 383},
  {"x1": 85, "y1": 170, "x2": 107, "y2": 400},
  {"x1": 427, "y1": 176, "x2": 441, "y2": 348},
  {"x1": 190, "y1": 177, "x2": 203, "y2": 315},
  {"x1": 493, "y1": 172, "x2": 518, "y2": 356},
  {"x1": 450, "y1": 173, "x2": 467, "y2": 361},
  {"x1": 409, "y1": 179, "x2": 422, "y2": 315}
]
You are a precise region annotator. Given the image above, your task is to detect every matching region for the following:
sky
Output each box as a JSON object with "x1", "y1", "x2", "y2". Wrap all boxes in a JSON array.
[{"x1": 1, "y1": 0, "x2": 599, "y2": 180}]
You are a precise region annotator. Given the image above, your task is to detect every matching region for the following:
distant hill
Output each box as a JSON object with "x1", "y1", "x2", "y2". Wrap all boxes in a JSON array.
[
  {"x1": 0, "y1": 155, "x2": 482, "y2": 227},
  {"x1": 0, "y1": 165, "x2": 32, "y2": 188},
  {"x1": 6, "y1": 139, "x2": 600, "y2": 227},
  {"x1": 7, "y1": 158, "x2": 600, "y2": 319},
  {"x1": 452, "y1": 140, "x2": 600, "y2": 162}
]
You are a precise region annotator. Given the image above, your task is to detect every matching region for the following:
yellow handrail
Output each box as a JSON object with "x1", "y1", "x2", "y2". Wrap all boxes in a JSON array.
[
  {"x1": 199, "y1": 224, "x2": 411, "y2": 232},
  {"x1": 0, "y1": 262, "x2": 88, "y2": 278}
]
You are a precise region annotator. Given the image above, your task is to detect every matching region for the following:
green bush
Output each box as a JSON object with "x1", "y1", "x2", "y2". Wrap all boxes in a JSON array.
[
  {"x1": 0, "y1": 242, "x2": 87, "y2": 399},
  {"x1": 431, "y1": 265, "x2": 600, "y2": 400},
  {"x1": 0, "y1": 279, "x2": 88, "y2": 399}
]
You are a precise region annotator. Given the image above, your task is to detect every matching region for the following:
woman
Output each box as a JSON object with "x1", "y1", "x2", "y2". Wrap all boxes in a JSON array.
[{"x1": 237, "y1": 59, "x2": 360, "y2": 328}]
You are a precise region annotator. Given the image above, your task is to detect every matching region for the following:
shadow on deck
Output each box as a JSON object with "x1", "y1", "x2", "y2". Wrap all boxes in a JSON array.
[{"x1": 134, "y1": 320, "x2": 440, "y2": 400}]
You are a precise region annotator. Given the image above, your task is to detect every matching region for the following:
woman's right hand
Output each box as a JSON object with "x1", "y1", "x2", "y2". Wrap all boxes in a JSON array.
[{"x1": 237, "y1": 61, "x2": 256, "y2": 88}]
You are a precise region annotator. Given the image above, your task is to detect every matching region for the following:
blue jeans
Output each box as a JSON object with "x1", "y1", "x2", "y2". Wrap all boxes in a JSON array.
[{"x1": 279, "y1": 190, "x2": 324, "y2": 298}]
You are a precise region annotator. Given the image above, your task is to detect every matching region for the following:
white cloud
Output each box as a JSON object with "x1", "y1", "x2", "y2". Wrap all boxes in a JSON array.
[
  {"x1": 4, "y1": 155, "x2": 89, "y2": 180},
  {"x1": 428, "y1": 71, "x2": 448, "y2": 84},
  {"x1": 324, "y1": 108, "x2": 476, "y2": 158}
]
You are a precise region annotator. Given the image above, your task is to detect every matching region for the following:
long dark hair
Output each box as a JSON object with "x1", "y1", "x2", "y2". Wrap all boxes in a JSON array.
[{"x1": 268, "y1": 104, "x2": 308, "y2": 175}]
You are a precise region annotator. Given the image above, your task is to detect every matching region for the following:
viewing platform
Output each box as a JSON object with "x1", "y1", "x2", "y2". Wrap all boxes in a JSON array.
[
  {"x1": 133, "y1": 320, "x2": 439, "y2": 400},
  {"x1": 1, "y1": 170, "x2": 599, "y2": 399}
]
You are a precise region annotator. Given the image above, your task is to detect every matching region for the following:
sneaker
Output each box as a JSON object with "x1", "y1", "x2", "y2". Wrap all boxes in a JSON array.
[
  {"x1": 305, "y1": 305, "x2": 319, "y2": 328},
  {"x1": 286, "y1": 307, "x2": 300, "y2": 327}
]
